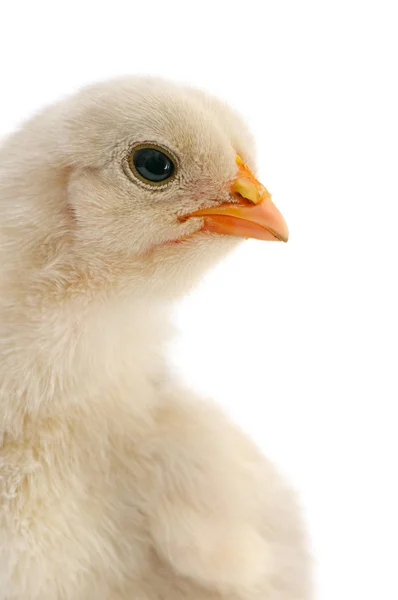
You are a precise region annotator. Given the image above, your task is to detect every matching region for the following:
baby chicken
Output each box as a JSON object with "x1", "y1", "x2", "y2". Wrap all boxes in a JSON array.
[{"x1": 0, "y1": 77, "x2": 311, "y2": 600}]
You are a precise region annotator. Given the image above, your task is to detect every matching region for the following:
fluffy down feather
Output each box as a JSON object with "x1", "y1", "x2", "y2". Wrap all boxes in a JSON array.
[{"x1": 0, "y1": 77, "x2": 311, "y2": 599}]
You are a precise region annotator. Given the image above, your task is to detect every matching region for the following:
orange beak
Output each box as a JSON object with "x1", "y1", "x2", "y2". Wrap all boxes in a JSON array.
[{"x1": 181, "y1": 156, "x2": 289, "y2": 242}]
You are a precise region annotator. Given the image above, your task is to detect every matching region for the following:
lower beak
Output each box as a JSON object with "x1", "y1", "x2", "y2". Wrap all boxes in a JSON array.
[{"x1": 181, "y1": 156, "x2": 289, "y2": 242}]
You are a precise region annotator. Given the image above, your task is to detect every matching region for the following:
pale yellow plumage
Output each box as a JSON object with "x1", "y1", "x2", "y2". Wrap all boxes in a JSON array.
[{"x1": 0, "y1": 77, "x2": 311, "y2": 599}]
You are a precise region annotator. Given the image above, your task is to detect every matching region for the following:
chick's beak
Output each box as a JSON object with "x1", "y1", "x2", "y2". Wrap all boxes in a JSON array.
[{"x1": 181, "y1": 156, "x2": 289, "y2": 242}]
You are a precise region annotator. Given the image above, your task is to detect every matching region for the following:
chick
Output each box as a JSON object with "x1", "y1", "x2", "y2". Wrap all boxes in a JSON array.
[{"x1": 0, "y1": 77, "x2": 311, "y2": 600}]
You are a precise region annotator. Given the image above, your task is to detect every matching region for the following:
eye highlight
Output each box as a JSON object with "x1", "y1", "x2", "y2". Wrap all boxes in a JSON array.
[{"x1": 128, "y1": 144, "x2": 176, "y2": 185}]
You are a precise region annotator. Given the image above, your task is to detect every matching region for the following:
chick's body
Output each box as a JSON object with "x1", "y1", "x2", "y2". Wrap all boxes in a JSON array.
[{"x1": 0, "y1": 78, "x2": 311, "y2": 599}]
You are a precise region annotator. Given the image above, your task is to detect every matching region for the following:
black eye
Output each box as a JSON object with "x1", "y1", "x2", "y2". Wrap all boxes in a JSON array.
[{"x1": 130, "y1": 145, "x2": 176, "y2": 185}]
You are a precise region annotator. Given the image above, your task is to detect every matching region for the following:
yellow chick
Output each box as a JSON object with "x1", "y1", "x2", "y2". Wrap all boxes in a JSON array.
[{"x1": 0, "y1": 77, "x2": 311, "y2": 600}]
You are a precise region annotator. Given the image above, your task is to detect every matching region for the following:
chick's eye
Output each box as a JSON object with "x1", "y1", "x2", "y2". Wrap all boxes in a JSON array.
[{"x1": 130, "y1": 146, "x2": 175, "y2": 184}]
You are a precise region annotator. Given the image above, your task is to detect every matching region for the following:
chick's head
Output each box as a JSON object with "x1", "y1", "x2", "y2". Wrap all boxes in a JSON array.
[{"x1": 1, "y1": 77, "x2": 288, "y2": 302}]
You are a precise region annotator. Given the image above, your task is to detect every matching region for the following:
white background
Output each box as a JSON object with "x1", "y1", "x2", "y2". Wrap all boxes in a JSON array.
[{"x1": 1, "y1": 1, "x2": 397, "y2": 598}]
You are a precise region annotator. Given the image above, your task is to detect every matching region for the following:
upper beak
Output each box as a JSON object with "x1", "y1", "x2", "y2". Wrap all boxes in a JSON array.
[{"x1": 181, "y1": 156, "x2": 289, "y2": 242}]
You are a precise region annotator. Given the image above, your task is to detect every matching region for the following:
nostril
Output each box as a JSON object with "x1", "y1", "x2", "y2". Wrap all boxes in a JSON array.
[
  {"x1": 231, "y1": 191, "x2": 255, "y2": 205},
  {"x1": 230, "y1": 177, "x2": 262, "y2": 204}
]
